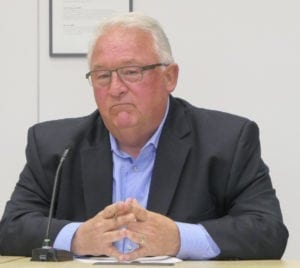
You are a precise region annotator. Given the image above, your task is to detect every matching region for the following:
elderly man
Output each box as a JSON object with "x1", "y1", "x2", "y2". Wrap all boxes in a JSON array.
[{"x1": 0, "y1": 12, "x2": 288, "y2": 261}]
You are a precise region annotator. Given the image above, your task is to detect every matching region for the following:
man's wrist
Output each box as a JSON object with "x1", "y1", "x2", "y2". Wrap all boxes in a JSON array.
[
  {"x1": 53, "y1": 222, "x2": 82, "y2": 252},
  {"x1": 175, "y1": 222, "x2": 220, "y2": 259}
]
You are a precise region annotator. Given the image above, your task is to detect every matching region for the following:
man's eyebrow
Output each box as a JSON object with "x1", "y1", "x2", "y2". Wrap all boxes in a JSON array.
[
  {"x1": 91, "y1": 65, "x2": 106, "y2": 70},
  {"x1": 91, "y1": 61, "x2": 141, "y2": 70}
]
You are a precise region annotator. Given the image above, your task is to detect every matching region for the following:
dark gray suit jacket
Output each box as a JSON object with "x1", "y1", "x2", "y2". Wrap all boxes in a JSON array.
[{"x1": 0, "y1": 96, "x2": 288, "y2": 259}]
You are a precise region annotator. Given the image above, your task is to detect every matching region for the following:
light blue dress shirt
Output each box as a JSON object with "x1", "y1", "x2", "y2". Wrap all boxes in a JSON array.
[{"x1": 54, "y1": 100, "x2": 220, "y2": 259}]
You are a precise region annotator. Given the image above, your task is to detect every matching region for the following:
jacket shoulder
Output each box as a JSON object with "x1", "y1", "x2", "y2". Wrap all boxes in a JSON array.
[
  {"x1": 172, "y1": 97, "x2": 255, "y2": 132},
  {"x1": 28, "y1": 110, "x2": 100, "y2": 154}
]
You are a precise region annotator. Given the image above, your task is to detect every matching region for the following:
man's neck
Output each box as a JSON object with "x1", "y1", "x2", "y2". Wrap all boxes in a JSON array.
[
  {"x1": 109, "y1": 98, "x2": 170, "y2": 158},
  {"x1": 114, "y1": 127, "x2": 157, "y2": 158}
]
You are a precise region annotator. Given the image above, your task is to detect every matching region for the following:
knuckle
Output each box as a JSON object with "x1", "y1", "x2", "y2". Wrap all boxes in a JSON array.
[{"x1": 93, "y1": 220, "x2": 104, "y2": 230}]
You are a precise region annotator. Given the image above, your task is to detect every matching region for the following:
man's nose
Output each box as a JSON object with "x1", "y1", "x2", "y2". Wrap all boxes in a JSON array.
[{"x1": 107, "y1": 71, "x2": 128, "y2": 96}]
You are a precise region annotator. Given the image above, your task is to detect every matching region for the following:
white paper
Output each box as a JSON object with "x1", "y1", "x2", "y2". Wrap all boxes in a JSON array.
[{"x1": 75, "y1": 255, "x2": 182, "y2": 265}]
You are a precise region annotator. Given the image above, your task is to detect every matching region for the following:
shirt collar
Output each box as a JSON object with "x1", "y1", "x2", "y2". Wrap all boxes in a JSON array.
[{"x1": 110, "y1": 98, "x2": 170, "y2": 155}]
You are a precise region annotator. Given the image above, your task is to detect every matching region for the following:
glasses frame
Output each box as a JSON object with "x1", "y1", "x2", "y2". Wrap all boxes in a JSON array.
[{"x1": 85, "y1": 63, "x2": 168, "y2": 86}]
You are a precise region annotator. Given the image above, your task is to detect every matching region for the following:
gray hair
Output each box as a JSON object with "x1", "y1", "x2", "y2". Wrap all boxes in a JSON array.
[{"x1": 87, "y1": 12, "x2": 174, "y2": 68}]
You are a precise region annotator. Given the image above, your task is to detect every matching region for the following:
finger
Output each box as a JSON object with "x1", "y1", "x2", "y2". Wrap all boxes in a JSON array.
[
  {"x1": 106, "y1": 213, "x2": 137, "y2": 231},
  {"x1": 126, "y1": 199, "x2": 148, "y2": 222},
  {"x1": 101, "y1": 228, "x2": 127, "y2": 244},
  {"x1": 104, "y1": 245, "x2": 125, "y2": 260},
  {"x1": 124, "y1": 229, "x2": 147, "y2": 248},
  {"x1": 101, "y1": 203, "x2": 118, "y2": 219},
  {"x1": 122, "y1": 247, "x2": 148, "y2": 262},
  {"x1": 102, "y1": 202, "x2": 126, "y2": 219}
]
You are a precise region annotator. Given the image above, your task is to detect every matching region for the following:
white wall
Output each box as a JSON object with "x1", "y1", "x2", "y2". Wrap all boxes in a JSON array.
[
  {"x1": 0, "y1": 0, "x2": 38, "y2": 214},
  {"x1": 0, "y1": 0, "x2": 299, "y2": 259}
]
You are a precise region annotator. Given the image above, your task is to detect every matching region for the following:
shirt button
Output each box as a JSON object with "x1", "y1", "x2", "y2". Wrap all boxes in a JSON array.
[
  {"x1": 127, "y1": 245, "x2": 133, "y2": 251},
  {"x1": 133, "y1": 166, "x2": 138, "y2": 172}
]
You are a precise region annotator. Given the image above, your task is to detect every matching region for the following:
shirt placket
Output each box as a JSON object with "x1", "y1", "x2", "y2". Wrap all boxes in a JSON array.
[{"x1": 123, "y1": 159, "x2": 139, "y2": 253}]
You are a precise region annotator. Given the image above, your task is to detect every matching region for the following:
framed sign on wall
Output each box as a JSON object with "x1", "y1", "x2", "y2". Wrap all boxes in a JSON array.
[{"x1": 50, "y1": 0, "x2": 133, "y2": 57}]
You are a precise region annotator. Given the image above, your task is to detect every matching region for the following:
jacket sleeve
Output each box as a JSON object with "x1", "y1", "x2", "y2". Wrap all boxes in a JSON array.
[
  {"x1": 201, "y1": 120, "x2": 288, "y2": 259},
  {"x1": 0, "y1": 126, "x2": 70, "y2": 256}
]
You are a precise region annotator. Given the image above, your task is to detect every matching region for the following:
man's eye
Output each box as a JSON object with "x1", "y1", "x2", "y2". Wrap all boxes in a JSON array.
[
  {"x1": 122, "y1": 68, "x2": 139, "y2": 76},
  {"x1": 96, "y1": 72, "x2": 110, "y2": 80}
]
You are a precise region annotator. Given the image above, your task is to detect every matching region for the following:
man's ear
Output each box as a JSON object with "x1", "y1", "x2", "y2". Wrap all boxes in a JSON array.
[{"x1": 164, "y1": 63, "x2": 179, "y2": 93}]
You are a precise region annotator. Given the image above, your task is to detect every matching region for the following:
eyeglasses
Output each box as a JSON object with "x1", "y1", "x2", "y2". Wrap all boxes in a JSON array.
[{"x1": 85, "y1": 63, "x2": 168, "y2": 87}]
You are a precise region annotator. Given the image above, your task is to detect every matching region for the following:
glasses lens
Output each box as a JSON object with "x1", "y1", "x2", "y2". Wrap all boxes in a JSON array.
[
  {"x1": 91, "y1": 70, "x2": 111, "y2": 86},
  {"x1": 118, "y1": 66, "x2": 142, "y2": 82}
]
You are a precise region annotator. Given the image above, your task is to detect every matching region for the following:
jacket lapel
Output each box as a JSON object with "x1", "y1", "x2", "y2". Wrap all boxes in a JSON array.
[
  {"x1": 80, "y1": 129, "x2": 113, "y2": 218},
  {"x1": 147, "y1": 97, "x2": 191, "y2": 214}
]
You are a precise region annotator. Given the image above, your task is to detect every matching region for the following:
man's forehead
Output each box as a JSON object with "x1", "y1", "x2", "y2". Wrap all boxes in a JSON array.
[{"x1": 100, "y1": 25, "x2": 152, "y2": 41}]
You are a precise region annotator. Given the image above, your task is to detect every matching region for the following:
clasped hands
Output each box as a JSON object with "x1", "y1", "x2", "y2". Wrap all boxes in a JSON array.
[{"x1": 71, "y1": 198, "x2": 180, "y2": 261}]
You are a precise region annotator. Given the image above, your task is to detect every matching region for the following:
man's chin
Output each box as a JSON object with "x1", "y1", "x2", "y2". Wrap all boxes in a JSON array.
[{"x1": 112, "y1": 113, "x2": 138, "y2": 130}]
